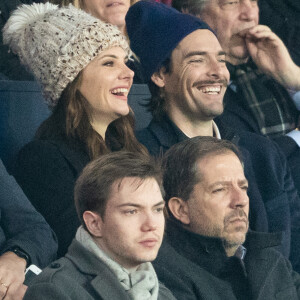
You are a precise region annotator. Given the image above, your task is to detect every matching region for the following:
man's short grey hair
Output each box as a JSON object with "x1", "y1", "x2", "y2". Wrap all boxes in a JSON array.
[{"x1": 172, "y1": 0, "x2": 210, "y2": 15}]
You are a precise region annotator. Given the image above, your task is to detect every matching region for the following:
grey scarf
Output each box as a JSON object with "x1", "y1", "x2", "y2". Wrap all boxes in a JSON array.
[{"x1": 76, "y1": 226, "x2": 159, "y2": 300}]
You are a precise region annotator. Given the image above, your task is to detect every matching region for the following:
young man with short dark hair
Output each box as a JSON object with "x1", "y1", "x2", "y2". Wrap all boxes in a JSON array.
[{"x1": 24, "y1": 151, "x2": 175, "y2": 300}]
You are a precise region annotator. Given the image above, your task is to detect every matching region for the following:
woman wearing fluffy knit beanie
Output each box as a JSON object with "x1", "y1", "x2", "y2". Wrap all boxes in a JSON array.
[{"x1": 3, "y1": 2, "x2": 147, "y2": 257}]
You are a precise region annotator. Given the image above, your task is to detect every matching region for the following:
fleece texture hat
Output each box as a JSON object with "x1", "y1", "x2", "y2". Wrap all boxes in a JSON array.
[
  {"x1": 126, "y1": 1, "x2": 215, "y2": 81},
  {"x1": 3, "y1": 3, "x2": 131, "y2": 107}
]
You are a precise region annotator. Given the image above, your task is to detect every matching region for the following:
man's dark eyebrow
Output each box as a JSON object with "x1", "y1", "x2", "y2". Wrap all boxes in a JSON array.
[
  {"x1": 208, "y1": 179, "x2": 249, "y2": 189},
  {"x1": 153, "y1": 200, "x2": 165, "y2": 207},
  {"x1": 184, "y1": 50, "x2": 226, "y2": 59},
  {"x1": 238, "y1": 179, "x2": 249, "y2": 185},
  {"x1": 217, "y1": 51, "x2": 226, "y2": 56},
  {"x1": 184, "y1": 51, "x2": 207, "y2": 59},
  {"x1": 117, "y1": 200, "x2": 165, "y2": 208},
  {"x1": 117, "y1": 203, "x2": 141, "y2": 208}
]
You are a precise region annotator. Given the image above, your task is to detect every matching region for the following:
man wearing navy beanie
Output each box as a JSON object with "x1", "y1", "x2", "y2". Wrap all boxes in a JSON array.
[
  {"x1": 126, "y1": 1, "x2": 214, "y2": 82},
  {"x1": 126, "y1": 1, "x2": 300, "y2": 298}
]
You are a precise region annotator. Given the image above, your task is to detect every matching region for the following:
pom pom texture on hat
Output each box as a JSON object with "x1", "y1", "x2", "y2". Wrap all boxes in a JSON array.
[{"x1": 3, "y1": 3, "x2": 131, "y2": 107}]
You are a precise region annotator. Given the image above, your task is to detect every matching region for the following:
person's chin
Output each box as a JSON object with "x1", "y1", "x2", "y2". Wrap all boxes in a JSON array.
[
  {"x1": 224, "y1": 226, "x2": 247, "y2": 242},
  {"x1": 227, "y1": 43, "x2": 249, "y2": 64},
  {"x1": 139, "y1": 252, "x2": 159, "y2": 263},
  {"x1": 225, "y1": 234, "x2": 246, "y2": 247},
  {"x1": 207, "y1": 103, "x2": 224, "y2": 119},
  {"x1": 108, "y1": 15, "x2": 126, "y2": 28},
  {"x1": 119, "y1": 107, "x2": 130, "y2": 117},
  {"x1": 112, "y1": 102, "x2": 130, "y2": 117}
]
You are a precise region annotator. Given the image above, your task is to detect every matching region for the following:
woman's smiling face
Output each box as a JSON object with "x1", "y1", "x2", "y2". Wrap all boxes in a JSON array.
[{"x1": 79, "y1": 46, "x2": 134, "y2": 125}]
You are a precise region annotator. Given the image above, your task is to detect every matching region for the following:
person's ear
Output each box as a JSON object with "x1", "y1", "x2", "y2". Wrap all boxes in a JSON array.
[
  {"x1": 168, "y1": 197, "x2": 190, "y2": 225},
  {"x1": 151, "y1": 67, "x2": 167, "y2": 88},
  {"x1": 83, "y1": 211, "x2": 103, "y2": 237}
]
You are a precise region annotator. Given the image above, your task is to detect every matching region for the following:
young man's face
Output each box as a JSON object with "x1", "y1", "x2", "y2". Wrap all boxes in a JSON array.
[
  {"x1": 199, "y1": 0, "x2": 259, "y2": 64},
  {"x1": 96, "y1": 177, "x2": 165, "y2": 269},
  {"x1": 158, "y1": 29, "x2": 229, "y2": 121},
  {"x1": 183, "y1": 152, "x2": 249, "y2": 251}
]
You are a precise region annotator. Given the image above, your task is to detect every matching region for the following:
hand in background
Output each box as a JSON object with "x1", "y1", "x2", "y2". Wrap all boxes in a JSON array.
[
  {"x1": 245, "y1": 25, "x2": 300, "y2": 91},
  {"x1": 0, "y1": 252, "x2": 27, "y2": 300}
]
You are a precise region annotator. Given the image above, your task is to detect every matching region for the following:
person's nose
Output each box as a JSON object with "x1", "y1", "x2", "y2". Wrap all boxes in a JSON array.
[
  {"x1": 119, "y1": 62, "x2": 134, "y2": 81},
  {"x1": 141, "y1": 212, "x2": 158, "y2": 232},
  {"x1": 229, "y1": 186, "x2": 249, "y2": 209},
  {"x1": 207, "y1": 58, "x2": 225, "y2": 79},
  {"x1": 239, "y1": 0, "x2": 258, "y2": 21}
]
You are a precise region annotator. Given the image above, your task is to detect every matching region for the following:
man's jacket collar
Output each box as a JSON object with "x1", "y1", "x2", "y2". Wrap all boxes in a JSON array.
[
  {"x1": 148, "y1": 114, "x2": 186, "y2": 148},
  {"x1": 65, "y1": 240, "x2": 131, "y2": 300},
  {"x1": 149, "y1": 113, "x2": 224, "y2": 147}
]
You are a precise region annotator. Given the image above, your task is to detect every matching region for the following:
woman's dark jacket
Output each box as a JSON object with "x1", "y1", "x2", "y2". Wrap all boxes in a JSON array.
[{"x1": 12, "y1": 137, "x2": 90, "y2": 257}]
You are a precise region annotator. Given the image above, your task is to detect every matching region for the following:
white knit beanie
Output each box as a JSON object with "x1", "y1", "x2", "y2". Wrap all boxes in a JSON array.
[{"x1": 3, "y1": 2, "x2": 131, "y2": 107}]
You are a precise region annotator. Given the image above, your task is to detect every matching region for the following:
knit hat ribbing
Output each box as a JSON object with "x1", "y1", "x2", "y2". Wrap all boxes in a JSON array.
[
  {"x1": 126, "y1": 1, "x2": 215, "y2": 81},
  {"x1": 3, "y1": 3, "x2": 131, "y2": 107}
]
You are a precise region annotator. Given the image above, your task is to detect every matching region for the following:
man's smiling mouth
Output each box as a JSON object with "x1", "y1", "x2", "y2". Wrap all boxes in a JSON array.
[{"x1": 200, "y1": 86, "x2": 221, "y2": 94}]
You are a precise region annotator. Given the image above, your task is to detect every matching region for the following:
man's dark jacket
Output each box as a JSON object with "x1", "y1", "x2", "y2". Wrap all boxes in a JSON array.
[
  {"x1": 136, "y1": 114, "x2": 300, "y2": 272},
  {"x1": 217, "y1": 79, "x2": 300, "y2": 198},
  {"x1": 0, "y1": 159, "x2": 57, "y2": 268},
  {"x1": 24, "y1": 240, "x2": 175, "y2": 300},
  {"x1": 153, "y1": 221, "x2": 300, "y2": 300},
  {"x1": 217, "y1": 86, "x2": 300, "y2": 158}
]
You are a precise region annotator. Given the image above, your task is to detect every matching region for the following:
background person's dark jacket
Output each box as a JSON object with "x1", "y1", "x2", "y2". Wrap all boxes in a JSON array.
[
  {"x1": 0, "y1": 158, "x2": 57, "y2": 267},
  {"x1": 12, "y1": 137, "x2": 90, "y2": 258},
  {"x1": 217, "y1": 79, "x2": 300, "y2": 201},
  {"x1": 0, "y1": 0, "x2": 43, "y2": 80},
  {"x1": 24, "y1": 239, "x2": 176, "y2": 300},
  {"x1": 136, "y1": 114, "x2": 300, "y2": 272},
  {"x1": 154, "y1": 221, "x2": 300, "y2": 300}
]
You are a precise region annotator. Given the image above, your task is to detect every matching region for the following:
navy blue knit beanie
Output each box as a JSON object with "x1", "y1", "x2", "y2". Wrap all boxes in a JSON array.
[{"x1": 126, "y1": 1, "x2": 215, "y2": 81}]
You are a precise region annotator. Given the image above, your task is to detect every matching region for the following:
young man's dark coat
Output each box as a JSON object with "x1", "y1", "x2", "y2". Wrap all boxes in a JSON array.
[{"x1": 24, "y1": 240, "x2": 175, "y2": 300}]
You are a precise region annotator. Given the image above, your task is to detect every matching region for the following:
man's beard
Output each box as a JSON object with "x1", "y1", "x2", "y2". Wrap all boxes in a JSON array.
[{"x1": 222, "y1": 208, "x2": 248, "y2": 249}]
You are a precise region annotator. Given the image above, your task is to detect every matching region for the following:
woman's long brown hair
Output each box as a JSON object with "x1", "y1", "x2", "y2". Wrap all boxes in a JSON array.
[{"x1": 36, "y1": 71, "x2": 148, "y2": 159}]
